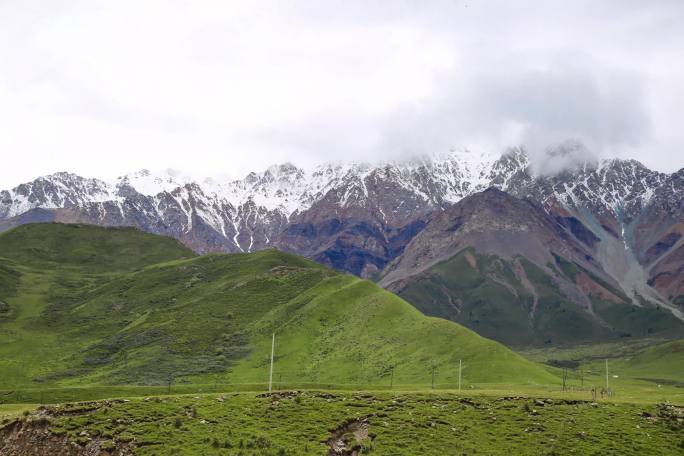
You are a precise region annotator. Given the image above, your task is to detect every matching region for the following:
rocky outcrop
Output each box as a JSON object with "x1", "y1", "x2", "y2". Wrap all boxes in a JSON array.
[{"x1": 0, "y1": 418, "x2": 133, "y2": 456}]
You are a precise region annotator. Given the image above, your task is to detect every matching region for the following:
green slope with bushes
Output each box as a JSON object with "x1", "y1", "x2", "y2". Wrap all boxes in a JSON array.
[{"x1": 0, "y1": 223, "x2": 556, "y2": 389}]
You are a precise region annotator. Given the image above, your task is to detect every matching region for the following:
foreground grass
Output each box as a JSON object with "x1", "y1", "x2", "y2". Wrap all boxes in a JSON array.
[
  {"x1": 0, "y1": 404, "x2": 34, "y2": 421},
  {"x1": 2, "y1": 391, "x2": 683, "y2": 455}
]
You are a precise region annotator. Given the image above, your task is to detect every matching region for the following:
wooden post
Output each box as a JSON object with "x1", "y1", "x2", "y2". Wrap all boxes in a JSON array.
[
  {"x1": 269, "y1": 333, "x2": 275, "y2": 393},
  {"x1": 605, "y1": 359, "x2": 609, "y2": 390},
  {"x1": 458, "y1": 359, "x2": 462, "y2": 392},
  {"x1": 562, "y1": 368, "x2": 567, "y2": 392},
  {"x1": 431, "y1": 365, "x2": 435, "y2": 390}
]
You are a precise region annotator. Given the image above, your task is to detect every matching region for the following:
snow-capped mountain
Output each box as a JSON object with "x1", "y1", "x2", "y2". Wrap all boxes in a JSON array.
[
  {"x1": 2, "y1": 146, "x2": 684, "y2": 348},
  {"x1": 0, "y1": 149, "x2": 513, "y2": 255},
  {"x1": 1, "y1": 148, "x2": 682, "y2": 297}
]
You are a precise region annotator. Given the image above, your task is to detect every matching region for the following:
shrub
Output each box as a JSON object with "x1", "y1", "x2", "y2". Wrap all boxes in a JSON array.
[{"x1": 256, "y1": 436, "x2": 271, "y2": 448}]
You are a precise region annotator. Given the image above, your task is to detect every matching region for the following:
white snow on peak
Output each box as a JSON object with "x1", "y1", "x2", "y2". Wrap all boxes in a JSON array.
[
  {"x1": 114, "y1": 169, "x2": 193, "y2": 196},
  {"x1": 0, "y1": 172, "x2": 119, "y2": 218},
  {"x1": 546, "y1": 156, "x2": 667, "y2": 219},
  {"x1": 0, "y1": 148, "x2": 527, "y2": 224},
  {"x1": 0, "y1": 148, "x2": 669, "y2": 232}
]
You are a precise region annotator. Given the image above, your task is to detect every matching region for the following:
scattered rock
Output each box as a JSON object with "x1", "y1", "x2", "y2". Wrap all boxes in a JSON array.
[{"x1": 656, "y1": 404, "x2": 684, "y2": 429}]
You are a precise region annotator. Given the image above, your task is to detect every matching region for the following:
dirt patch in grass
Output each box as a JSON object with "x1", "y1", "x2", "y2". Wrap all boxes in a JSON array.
[
  {"x1": 0, "y1": 418, "x2": 133, "y2": 456},
  {"x1": 0, "y1": 401, "x2": 134, "y2": 456},
  {"x1": 326, "y1": 417, "x2": 372, "y2": 456}
]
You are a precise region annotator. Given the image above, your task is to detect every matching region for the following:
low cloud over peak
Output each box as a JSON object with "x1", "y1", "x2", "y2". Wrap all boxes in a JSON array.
[{"x1": 0, "y1": 1, "x2": 682, "y2": 187}]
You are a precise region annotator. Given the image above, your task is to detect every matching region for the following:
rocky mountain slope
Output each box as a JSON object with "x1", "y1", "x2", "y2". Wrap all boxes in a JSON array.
[
  {"x1": 1, "y1": 148, "x2": 683, "y2": 346},
  {"x1": 379, "y1": 189, "x2": 684, "y2": 346}
]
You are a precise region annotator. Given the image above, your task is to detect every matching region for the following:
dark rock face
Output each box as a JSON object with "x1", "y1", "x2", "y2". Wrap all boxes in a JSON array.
[
  {"x1": 274, "y1": 169, "x2": 438, "y2": 276},
  {"x1": 645, "y1": 233, "x2": 682, "y2": 264},
  {"x1": 556, "y1": 216, "x2": 601, "y2": 248}
]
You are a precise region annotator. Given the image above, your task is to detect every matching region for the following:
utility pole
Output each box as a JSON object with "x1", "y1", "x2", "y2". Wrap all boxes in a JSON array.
[
  {"x1": 390, "y1": 366, "x2": 394, "y2": 389},
  {"x1": 431, "y1": 365, "x2": 436, "y2": 390},
  {"x1": 269, "y1": 333, "x2": 275, "y2": 393},
  {"x1": 605, "y1": 359, "x2": 609, "y2": 390},
  {"x1": 458, "y1": 359, "x2": 462, "y2": 392}
]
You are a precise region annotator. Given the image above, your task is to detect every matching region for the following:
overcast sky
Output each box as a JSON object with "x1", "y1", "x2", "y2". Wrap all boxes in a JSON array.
[{"x1": 1, "y1": 0, "x2": 683, "y2": 188}]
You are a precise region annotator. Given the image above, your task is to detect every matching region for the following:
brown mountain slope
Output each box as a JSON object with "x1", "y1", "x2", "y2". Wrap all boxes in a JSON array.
[{"x1": 379, "y1": 189, "x2": 684, "y2": 347}]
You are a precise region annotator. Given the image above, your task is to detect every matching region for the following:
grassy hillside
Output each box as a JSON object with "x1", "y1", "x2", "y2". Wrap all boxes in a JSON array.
[
  {"x1": 0, "y1": 223, "x2": 556, "y2": 391},
  {"x1": 0, "y1": 223, "x2": 196, "y2": 272},
  {"x1": 396, "y1": 249, "x2": 684, "y2": 347},
  {"x1": 619, "y1": 339, "x2": 684, "y2": 383},
  {"x1": 573, "y1": 338, "x2": 684, "y2": 386},
  {"x1": 226, "y1": 276, "x2": 551, "y2": 385}
]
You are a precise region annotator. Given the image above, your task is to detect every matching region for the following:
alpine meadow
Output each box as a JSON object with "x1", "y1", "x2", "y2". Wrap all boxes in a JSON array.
[{"x1": 2, "y1": 1, "x2": 684, "y2": 455}]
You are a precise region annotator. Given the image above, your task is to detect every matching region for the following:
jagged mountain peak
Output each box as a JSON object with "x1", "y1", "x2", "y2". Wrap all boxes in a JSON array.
[
  {"x1": 1, "y1": 147, "x2": 682, "y2": 268},
  {"x1": 114, "y1": 168, "x2": 194, "y2": 196}
]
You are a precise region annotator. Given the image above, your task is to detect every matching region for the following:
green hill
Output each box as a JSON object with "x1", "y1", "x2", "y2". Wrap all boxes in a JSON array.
[
  {"x1": 0, "y1": 223, "x2": 556, "y2": 390},
  {"x1": 0, "y1": 223, "x2": 196, "y2": 272},
  {"x1": 605, "y1": 339, "x2": 684, "y2": 385}
]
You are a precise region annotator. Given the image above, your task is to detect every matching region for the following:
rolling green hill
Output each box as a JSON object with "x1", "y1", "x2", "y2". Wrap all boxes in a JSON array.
[
  {"x1": 619, "y1": 339, "x2": 684, "y2": 383},
  {"x1": 0, "y1": 223, "x2": 556, "y2": 390},
  {"x1": 573, "y1": 338, "x2": 684, "y2": 386},
  {"x1": 0, "y1": 223, "x2": 196, "y2": 272}
]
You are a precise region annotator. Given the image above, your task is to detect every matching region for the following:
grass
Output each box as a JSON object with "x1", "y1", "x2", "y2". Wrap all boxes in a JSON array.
[
  {"x1": 0, "y1": 404, "x2": 33, "y2": 421},
  {"x1": 0, "y1": 223, "x2": 196, "y2": 272},
  {"x1": 0, "y1": 223, "x2": 555, "y2": 395},
  {"x1": 1, "y1": 224, "x2": 683, "y2": 454},
  {"x1": 519, "y1": 338, "x2": 684, "y2": 383},
  {"x1": 3, "y1": 391, "x2": 683, "y2": 455},
  {"x1": 516, "y1": 337, "x2": 684, "y2": 408},
  {"x1": 579, "y1": 339, "x2": 684, "y2": 387}
]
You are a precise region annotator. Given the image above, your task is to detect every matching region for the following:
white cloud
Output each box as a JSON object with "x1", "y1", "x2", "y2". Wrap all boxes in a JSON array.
[{"x1": 1, "y1": 0, "x2": 683, "y2": 188}]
